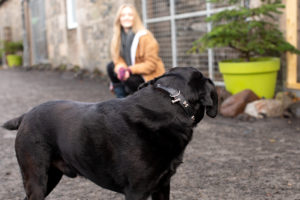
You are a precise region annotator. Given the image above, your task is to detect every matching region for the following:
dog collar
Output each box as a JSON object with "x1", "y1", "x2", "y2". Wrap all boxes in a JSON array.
[{"x1": 155, "y1": 84, "x2": 195, "y2": 121}]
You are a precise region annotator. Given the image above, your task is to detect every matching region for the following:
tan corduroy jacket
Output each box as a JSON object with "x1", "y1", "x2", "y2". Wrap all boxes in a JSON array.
[{"x1": 114, "y1": 30, "x2": 165, "y2": 82}]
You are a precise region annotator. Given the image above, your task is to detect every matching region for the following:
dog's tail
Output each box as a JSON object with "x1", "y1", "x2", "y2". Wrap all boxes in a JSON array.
[{"x1": 2, "y1": 114, "x2": 24, "y2": 130}]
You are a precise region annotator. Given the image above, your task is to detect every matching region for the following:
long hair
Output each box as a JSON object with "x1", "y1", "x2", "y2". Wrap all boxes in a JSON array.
[{"x1": 110, "y1": 4, "x2": 145, "y2": 62}]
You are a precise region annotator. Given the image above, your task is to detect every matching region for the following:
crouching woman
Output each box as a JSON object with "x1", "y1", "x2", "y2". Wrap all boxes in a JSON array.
[{"x1": 107, "y1": 4, "x2": 165, "y2": 98}]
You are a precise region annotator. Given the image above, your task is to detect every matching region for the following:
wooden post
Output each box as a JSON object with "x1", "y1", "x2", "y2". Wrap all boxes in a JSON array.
[{"x1": 286, "y1": 0, "x2": 300, "y2": 89}]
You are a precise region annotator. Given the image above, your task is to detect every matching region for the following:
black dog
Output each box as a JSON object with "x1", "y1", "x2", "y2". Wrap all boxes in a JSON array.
[{"x1": 2, "y1": 67, "x2": 218, "y2": 200}]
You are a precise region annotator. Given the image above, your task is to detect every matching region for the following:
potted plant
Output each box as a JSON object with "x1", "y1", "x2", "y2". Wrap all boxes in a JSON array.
[
  {"x1": 4, "y1": 40, "x2": 23, "y2": 67},
  {"x1": 190, "y1": 0, "x2": 300, "y2": 98}
]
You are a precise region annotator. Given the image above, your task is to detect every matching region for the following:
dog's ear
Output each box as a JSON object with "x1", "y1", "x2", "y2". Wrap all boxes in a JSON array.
[
  {"x1": 201, "y1": 79, "x2": 218, "y2": 118},
  {"x1": 188, "y1": 70, "x2": 203, "y2": 89},
  {"x1": 188, "y1": 71, "x2": 218, "y2": 118}
]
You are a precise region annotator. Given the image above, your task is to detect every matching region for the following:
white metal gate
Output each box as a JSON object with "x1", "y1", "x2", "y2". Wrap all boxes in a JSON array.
[{"x1": 141, "y1": 0, "x2": 238, "y2": 86}]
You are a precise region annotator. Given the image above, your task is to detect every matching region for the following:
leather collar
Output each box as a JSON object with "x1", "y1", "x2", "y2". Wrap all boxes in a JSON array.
[{"x1": 155, "y1": 84, "x2": 195, "y2": 121}]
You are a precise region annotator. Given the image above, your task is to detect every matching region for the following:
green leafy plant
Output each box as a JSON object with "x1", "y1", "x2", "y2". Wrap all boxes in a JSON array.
[
  {"x1": 3, "y1": 41, "x2": 23, "y2": 54},
  {"x1": 190, "y1": 0, "x2": 300, "y2": 61}
]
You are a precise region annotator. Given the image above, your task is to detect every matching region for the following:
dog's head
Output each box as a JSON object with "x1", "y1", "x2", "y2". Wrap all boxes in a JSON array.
[{"x1": 139, "y1": 67, "x2": 218, "y2": 123}]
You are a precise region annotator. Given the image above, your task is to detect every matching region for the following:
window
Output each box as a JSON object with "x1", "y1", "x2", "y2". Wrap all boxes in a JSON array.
[{"x1": 66, "y1": 0, "x2": 77, "y2": 29}]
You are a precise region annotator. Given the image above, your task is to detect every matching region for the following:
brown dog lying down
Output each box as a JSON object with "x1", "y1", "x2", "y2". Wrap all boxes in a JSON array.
[{"x1": 2, "y1": 67, "x2": 218, "y2": 200}]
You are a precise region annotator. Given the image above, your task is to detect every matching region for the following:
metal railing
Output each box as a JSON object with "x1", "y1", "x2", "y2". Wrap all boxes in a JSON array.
[{"x1": 141, "y1": 0, "x2": 239, "y2": 86}]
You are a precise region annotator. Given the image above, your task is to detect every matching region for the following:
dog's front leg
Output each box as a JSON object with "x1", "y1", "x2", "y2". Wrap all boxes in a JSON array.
[{"x1": 151, "y1": 183, "x2": 170, "y2": 200}]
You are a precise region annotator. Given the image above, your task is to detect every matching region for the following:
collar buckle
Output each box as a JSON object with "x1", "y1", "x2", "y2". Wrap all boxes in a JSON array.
[
  {"x1": 170, "y1": 91, "x2": 181, "y2": 104},
  {"x1": 155, "y1": 84, "x2": 195, "y2": 121}
]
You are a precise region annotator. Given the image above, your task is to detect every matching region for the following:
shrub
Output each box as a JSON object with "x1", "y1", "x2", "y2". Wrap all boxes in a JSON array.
[
  {"x1": 190, "y1": 0, "x2": 300, "y2": 61},
  {"x1": 4, "y1": 41, "x2": 23, "y2": 54}
]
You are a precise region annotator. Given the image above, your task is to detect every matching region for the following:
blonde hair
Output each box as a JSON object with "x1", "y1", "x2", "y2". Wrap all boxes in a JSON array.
[{"x1": 110, "y1": 4, "x2": 145, "y2": 62}]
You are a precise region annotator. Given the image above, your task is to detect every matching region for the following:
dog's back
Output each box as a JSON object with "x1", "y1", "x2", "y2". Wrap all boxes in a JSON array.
[{"x1": 2, "y1": 100, "x2": 90, "y2": 131}]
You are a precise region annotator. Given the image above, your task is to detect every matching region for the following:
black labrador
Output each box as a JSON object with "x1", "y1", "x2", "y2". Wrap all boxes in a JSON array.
[{"x1": 2, "y1": 67, "x2": 218, "y2": 200}]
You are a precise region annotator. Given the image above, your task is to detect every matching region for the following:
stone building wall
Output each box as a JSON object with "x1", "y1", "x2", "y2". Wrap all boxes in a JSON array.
[
  {"x1": 1, "y1": 0, "x2": 293, "y2": 78},
  {"x1": 45, "y1": 0, "x2": 135, "y2": 73},
  {"x1": 45, "y1": 0, "x2": 68, "y2": 67},
  {"x1": 0, "y1": 0, "x2": 23, "y2": 42}
]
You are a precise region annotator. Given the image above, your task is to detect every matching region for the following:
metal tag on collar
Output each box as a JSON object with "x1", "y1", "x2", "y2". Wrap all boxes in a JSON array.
[
  {"x1": 183, "y1": 100, "x2": 189, "y2": 108},
  {"x1": 170, "y1": 90, "x2": 181, "y2": 104}
]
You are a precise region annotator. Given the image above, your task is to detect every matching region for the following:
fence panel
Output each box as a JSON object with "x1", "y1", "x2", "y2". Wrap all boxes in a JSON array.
[{"x1": 142, "y1": 0, "x2": 240, "y2": 85}]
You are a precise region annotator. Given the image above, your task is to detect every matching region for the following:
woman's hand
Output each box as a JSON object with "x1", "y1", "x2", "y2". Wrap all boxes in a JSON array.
[{"x1": 117, "y1": 67, "x2": 131, "y2": 81}]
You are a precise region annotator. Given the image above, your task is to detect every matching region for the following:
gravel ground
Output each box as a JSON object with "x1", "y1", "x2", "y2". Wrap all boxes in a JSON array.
[{"x1": 0, "y1": 68, "x2": 300, "y2": 200}]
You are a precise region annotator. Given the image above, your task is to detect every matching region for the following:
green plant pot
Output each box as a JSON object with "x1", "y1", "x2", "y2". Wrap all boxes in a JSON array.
[
  {"x1": 6, "y1": 54, "x2": 22, "y2": 67},
  {"x1": 219, "y1": 57, "x2": 280, "y2": 99}
]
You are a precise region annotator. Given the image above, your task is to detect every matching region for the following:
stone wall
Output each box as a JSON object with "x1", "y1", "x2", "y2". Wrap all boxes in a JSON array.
[
  {"x1": 1, "y1": 0, "x2": 293, "y2": 78},
  {"x1": 0, "y1": 0, "x2": 23, "y2": 42},
  {"x1": 45, "y1": 0, "x2": 136, "y2": 73}
]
